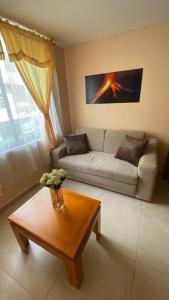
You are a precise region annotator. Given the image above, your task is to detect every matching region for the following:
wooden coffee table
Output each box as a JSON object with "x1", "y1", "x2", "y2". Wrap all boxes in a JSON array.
[{"x1": 8, "y1": 188, "x2": 101, "y2": 289}]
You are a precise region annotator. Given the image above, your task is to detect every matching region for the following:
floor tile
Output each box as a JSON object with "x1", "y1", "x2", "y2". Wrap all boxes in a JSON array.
[
  {"x1": 137, "y1": 212, "x2": 169, "y2": 276},
  {"x1": 0, "y1": 178, "x2": 169, "y2": 299},
  {"x1": 132, "y1": 263, "x2": 169, "y2": 300},
  {"x1": 63, "y1": 179, "x2": 103, "y2": 201},
  {"x1": 46, "y1": 240, "x2": 134, "y2": 300},
  {"x1": 0, "y1": 218, "x2": 17, "y2": 257},
  {"x1": 0, "y1": 239, "x2": 63, "y2": 300},
  {"x1": 100, "y1": 189, "x2": 141, "y2": 259},
  {"x1": 142, "y1": 179, "x2": 169, "y2": 221},
  {"x1": 0, "y1": 267, "x2": 34, "y2": 300}
]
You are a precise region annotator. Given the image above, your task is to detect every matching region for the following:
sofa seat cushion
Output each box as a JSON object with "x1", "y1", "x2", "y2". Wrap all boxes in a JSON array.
[{"x1": 58, "y1": 151, "x2": 138, "y2": 185}]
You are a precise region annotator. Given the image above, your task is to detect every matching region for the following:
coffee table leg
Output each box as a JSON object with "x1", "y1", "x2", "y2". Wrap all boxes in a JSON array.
[
  {"x1": 10, "y1": 223, "x2": 29, "y2": 253},
  {"x1": 93, "y1": 210, "x2": 101, "y2": 241},
  {"x1": 65, "y1": 255, "x2": 83, "y2": 289}
]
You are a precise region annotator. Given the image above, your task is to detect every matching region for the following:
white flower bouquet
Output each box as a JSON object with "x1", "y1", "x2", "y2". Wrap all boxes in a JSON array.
[{"x1": 40, "y1": 169, "x2": 67, "y2": 190}]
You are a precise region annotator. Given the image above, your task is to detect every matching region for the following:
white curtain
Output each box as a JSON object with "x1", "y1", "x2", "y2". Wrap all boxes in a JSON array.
[
  {"x1": 0, "y1": 58, "x2": 50, "y2": 198},
  {"x1": 0, "y1": 48, "x2": 62, "y2": 206},
  {"x1": 0, "y1": 140, "x2": 50, "y2": 188}
]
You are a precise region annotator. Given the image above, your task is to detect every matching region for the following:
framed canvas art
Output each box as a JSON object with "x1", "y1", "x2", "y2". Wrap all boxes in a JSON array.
[{"x1": 85, "y1": 68, "x2": 143, "y2": 104}]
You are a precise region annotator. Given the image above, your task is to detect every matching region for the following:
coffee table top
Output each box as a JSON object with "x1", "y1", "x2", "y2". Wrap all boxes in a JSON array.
[{"x1": 8, "y1": 188, "x2": 100, "y2": 259}]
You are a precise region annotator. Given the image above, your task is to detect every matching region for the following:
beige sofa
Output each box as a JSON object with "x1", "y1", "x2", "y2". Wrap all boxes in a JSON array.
[{"x1": 51, "y1": 128, "x2": 158, "y2": 201}]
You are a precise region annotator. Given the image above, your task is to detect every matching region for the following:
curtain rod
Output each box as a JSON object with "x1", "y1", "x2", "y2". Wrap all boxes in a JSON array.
[{"x1": 0, "y1": 16, "x2": 57, "y2": 45}]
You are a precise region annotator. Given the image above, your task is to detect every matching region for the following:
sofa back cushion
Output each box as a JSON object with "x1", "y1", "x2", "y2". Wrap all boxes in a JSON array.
[
  {"x1": 76, "y1": 128, "x2": 105, "y2": 152},
  {"x1": 104, "y1": 129, "x2": 145, "y2": 154}
]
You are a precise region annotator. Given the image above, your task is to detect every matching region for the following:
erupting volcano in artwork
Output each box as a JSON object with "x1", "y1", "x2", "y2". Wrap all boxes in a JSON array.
[{"x1": 85, "y1": 68, "x2": 143, "y2": 104}]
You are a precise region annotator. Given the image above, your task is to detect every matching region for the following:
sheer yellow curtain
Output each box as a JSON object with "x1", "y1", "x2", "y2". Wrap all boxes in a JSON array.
[{"x1": 0, "y1": 21, "x2": 57, "y2": 148}]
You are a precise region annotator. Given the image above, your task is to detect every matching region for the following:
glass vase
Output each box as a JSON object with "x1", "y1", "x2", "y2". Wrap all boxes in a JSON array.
[{"x1": 50, "y1": 188, "x2": 64, "y2": 211}]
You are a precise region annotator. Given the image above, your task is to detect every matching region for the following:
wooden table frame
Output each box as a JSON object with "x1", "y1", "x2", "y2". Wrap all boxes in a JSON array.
[{"x1": 9, "y1": 207, "x2": 101, "y2": 289}]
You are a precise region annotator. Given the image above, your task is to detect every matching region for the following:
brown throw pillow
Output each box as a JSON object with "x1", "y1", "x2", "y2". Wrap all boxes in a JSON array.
[
  {"x1": 64, "y1": 134, "x2": 89, "y2": 155},
  {"x1": 115, "y1": 135, "x2": 148, "y2": 166}
]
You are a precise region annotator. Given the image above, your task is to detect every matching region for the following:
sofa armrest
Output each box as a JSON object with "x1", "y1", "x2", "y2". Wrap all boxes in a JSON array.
[
  {"x1": 50, "y1": 142, "x2": 67, "y2": 168},
  {"x1": 136, "y1": 138, "x2": 158, "y2": 201}
]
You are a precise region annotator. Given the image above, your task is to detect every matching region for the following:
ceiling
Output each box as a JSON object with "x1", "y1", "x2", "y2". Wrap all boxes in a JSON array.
[{"x1": 0, "y1": 0, "x2": 169, "y2": 47}]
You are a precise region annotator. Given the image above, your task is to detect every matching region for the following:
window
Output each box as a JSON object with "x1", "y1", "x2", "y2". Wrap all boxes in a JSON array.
[{"x1": 0, "y1": 43, "x2": 45, "y2": 154}]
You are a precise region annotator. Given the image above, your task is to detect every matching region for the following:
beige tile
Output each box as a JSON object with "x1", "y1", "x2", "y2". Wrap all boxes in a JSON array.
[
  {"x1": 47, "y1": 240, "x2": 134, "y2": 300},
  {"x1": 0, "y1": 241, "x2": 63, "y2": 300},
  {"x1": 132, "y1": 263, "x2": 169, "y2": 300},
  {"x1": 63, "y1": 179, "x2": 104, "y2": 201},
  {"x1": 28, "y1": 242, "x2": 64, "y2": 277},
  {"x1": 0, "y1": 267, "x2": 34, "y2": 300},
  {"x1": 142, "y1": 179, "x2": 169, "y2": 221},
  {"x1": 0, "y1": 219, "x2": 16, "y2": 258},
  {"x1": 1, "y1": 178, "x2": 169, "y2": 299},
  {"x1": 0, "y1": 242, "x2": 38, "y2": 273},
  {"x1": 137, "y1": 212, "x2": 169, "y2": 275},
  {"x1": 99, "y1": 188, "x2": 140, "y2": 210},
  {"x1": 100, "y1": 189, "x2": 141, "y2": 259}
]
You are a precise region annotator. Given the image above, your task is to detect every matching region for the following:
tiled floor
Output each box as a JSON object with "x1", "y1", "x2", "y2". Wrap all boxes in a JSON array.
[{"x1": 0, "y1": 178, "x2": 169, "y2": 300}]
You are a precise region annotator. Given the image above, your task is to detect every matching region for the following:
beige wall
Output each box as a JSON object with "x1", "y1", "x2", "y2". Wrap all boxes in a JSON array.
[
  {"x1": 54, "y1": 45, "x2": 71, "y2": 134},
  {"x1": 65, "y1": 23, "x2": 169, "y2": 168}
]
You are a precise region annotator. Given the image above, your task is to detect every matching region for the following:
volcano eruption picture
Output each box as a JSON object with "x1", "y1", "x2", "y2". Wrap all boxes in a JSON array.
[{"x1": 85, "y1": 68, "x2": 143, "y2": 104}]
